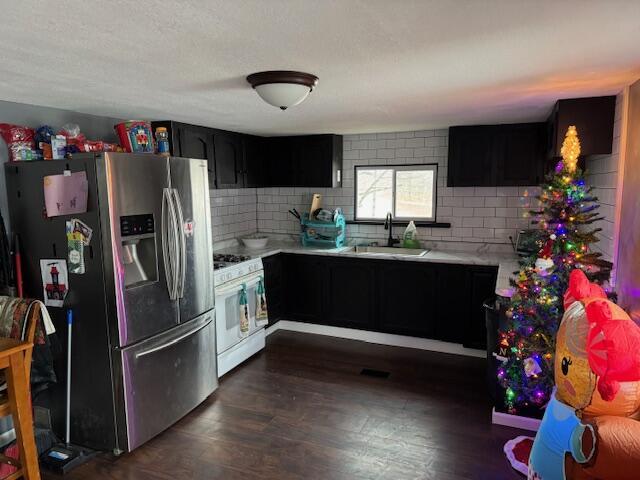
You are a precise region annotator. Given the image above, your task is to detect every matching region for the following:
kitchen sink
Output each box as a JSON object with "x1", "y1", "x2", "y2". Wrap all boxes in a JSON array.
[{"x1": 352, "y1": 246, "x2": 430, "y2": 257}]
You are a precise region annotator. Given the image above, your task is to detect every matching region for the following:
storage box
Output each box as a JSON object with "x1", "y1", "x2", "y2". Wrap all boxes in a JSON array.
[{"x1": 114, "y1": 121, "x2": 154, "y2": 153}]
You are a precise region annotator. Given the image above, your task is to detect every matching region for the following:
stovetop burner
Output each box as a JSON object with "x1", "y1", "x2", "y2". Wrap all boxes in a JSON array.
[
  {"x1": 213, "y1": 253, "x2": 253, "y2": 270},
  {"x1": 213, "y1": 253, "x2": 251, "y2": 263}
]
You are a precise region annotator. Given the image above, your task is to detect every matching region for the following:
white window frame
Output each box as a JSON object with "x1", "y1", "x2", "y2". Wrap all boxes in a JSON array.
[{"x1": 354, "y1": 163, "x2": 438, "y2": 222}]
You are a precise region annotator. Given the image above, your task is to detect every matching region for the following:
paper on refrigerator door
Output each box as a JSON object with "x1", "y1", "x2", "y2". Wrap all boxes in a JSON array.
[
  {"x1": 40, "y1": 259, "x2": 68, "y2": 307},
  {"x1": 43, "y1": 171, "x2": 88, "y2": 217}
]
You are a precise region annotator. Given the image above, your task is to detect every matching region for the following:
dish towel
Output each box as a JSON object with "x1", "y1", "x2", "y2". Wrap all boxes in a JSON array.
[
  {"x1": 238, "y1": 284, "x2": 249, "y2": 338},
  {"x1": 255, "y1": 276, "x2": 268, "y2": 327}
]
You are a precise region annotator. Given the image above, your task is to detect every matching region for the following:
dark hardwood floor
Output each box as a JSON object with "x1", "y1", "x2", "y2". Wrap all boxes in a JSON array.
[{"x1": 43, "y1": 331, "x2": 526, "y2": 479}]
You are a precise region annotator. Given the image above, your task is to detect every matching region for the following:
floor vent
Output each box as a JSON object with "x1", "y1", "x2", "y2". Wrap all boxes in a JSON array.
[{"x1": 360, "y1": 368, "x2": 390, "y2": 378}]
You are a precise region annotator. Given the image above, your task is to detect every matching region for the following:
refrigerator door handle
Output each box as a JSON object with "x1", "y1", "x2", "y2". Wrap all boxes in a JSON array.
[
  {"x1": 134, "y1": 316, "x2": 213, "y2": 359},
  {"x1": 171, "y1": 188, "x2": 187, "y2": 299},
  {"x1": 162, "y1": 188, "x2": 179, "y2": 300}
]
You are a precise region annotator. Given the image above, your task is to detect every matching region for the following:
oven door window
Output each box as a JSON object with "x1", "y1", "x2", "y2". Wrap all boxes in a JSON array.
[{"x1": 216, "y1": 277, "x2": 261, "y2": 354}]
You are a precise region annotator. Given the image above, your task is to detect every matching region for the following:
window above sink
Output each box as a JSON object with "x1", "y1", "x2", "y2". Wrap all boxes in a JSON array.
[{"x1": 354, "y1": 164, "x2": 437, "y2": 222}]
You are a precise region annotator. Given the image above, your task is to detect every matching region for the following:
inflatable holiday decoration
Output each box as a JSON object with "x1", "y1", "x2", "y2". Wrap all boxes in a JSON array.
[{"x1": 528, "y1": 269, "x2": 640, "y2": 480}]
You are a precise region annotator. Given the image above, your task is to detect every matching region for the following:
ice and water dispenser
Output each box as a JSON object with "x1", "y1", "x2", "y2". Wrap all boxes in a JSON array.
[{"x1": 120, "y1": 214, "x2": 157, "y2": 287}]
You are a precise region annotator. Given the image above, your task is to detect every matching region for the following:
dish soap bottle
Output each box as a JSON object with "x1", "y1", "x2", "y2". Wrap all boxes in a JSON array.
[{"x1": 402, "y1": 221, "x2": 420, "y2": 249}]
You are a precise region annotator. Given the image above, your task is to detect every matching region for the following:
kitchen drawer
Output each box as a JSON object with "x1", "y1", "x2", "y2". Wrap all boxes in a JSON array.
[{"x1": 119, "y1": 311, "x2": 217, "y2": 451}]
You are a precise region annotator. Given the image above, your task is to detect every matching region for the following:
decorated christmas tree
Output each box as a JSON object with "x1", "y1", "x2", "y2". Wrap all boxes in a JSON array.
[{"x1": 498, "y1": 126, "x2": 613, "y2": 415}]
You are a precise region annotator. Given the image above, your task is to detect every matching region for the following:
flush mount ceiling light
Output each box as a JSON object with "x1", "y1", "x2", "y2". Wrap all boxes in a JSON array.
[{"x1": 246, "y1": 71, "x2": 318, "y2": 110}]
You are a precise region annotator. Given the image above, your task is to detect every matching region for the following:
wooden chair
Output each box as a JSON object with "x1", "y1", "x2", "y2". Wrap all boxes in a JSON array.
[{"x1": 0, "y1": 302, "x2": 42, "y2": 479}]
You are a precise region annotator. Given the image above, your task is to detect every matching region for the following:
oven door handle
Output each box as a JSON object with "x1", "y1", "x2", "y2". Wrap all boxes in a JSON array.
[{"x1": 215, "y1": 276, "x2": 262, "y2": 297}]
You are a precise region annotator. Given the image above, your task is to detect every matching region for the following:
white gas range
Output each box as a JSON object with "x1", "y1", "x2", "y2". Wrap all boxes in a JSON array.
[{"x1": 213, "y1": 253, "x2": 267, "y2": 377}]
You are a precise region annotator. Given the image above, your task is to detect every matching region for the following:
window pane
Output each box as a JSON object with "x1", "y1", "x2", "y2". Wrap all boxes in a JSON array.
[
  {"x1": 395, "y1": 169, "x2": 434, "y2": 219},
  {"x1": 356, "y1": 169, "x2": 393, "y2": 219}
]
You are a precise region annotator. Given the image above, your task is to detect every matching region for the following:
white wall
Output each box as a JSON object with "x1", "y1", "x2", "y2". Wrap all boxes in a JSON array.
[
  {"x1": 256, "y1": 129, "x2": 539, "y2": 247},
  {"x1": 585, "y1": 92, "x2": 625, "y2": 262}
]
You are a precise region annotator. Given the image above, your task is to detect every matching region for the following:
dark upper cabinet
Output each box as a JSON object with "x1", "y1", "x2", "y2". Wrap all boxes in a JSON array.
[
  {"x1": 448, "y1": 123, "x2": 545, "y2": 187},
  {"x1": 153, "y1": 121, "x2": 342, "y2": 189},
  {"x1": 265, "y1": 134, "x2": 342, "y2": 188},
  {"x1": 264, "y1": 136, "x2": 295, "y2": 187},
  {"x1": 151, "y1": 121, "x2": 217, "y2": 186},
  {"x1": 547, "y1": 96, "x2": 616, "y2": 158},
  {"x1": 377, "y1": 262, "x2": 437, "y2": 338},
  {"x1": 448, "y1": 126, "x2": 495, "y2": 187},
  {"x1": 283, "y1": 254, "x2": 325, "y2": 324},
  {"x1": 325, "y1": 257, "x2": 376, "y2": 330},
  {"x1": 262, "y1": 254, "x2": 284, "y2": 326},
  {"x1": 243, "y1": 135, "x2": 265, "y2": 188},
  {"x1": 494, "y1": 123, "x2": 545, "y2": 186},
  {"x1": 292, "y1": 135, "x2": 343, "y2": 188},
  {"x1": 175, "y1": 124, "x2": 216, "y2": 186},
  {"x1": 213, "y1": 130, "x2": 244, "y2": 189}
]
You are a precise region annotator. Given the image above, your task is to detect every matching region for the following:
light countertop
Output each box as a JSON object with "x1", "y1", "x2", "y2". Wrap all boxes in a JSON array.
[{"x1": 214, "y1": 241, "x2": 518, "y2": 295}]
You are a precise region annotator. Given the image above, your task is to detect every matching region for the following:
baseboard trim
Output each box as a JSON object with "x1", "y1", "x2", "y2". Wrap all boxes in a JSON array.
[
  {"x1": 265, "y1": 320, "x2": 486, "y2": 358},
  {"x1": 492, "y1": 408, "x2": 541, "y2": 432}
]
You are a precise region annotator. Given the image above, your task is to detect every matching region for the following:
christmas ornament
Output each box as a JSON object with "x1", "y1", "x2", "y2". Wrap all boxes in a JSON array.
[
  {"x1": 535, "y1": 234, "x2": 556, "y2": 272},
  {"x1": 560, "y1": 125, "x2": 581, "y2": 173},
  {"x1": 523, "y1": 356, "x2": 542, "y2": 377}
]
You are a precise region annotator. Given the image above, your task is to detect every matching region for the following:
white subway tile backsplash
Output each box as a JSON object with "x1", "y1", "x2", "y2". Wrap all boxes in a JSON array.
[
  {"x1": 473, "y1": 207, "x2": 496, "y2": 217},
  {"x1": 251, "y1": 127, "x2": 541, "y2": 245},
  {"x1": 485, "y1": 197, "x2": 507, "y2": 208},
  {"x1": 497, "y1": 186, "x2": 519, "y2": 197},
  {"x1": 463, "y1": 197, "x2": 485, "y2": 207},
  {"x1": 209, "y1": 116, "x2": 619, "y2": 252},
  {"x1": 462, "y1": 217, "x2": 484, "y2": 227},
  {"x1": 484, "y1": 217, "x2": 506, "y2": 229},
  {"x1": 453, "y1": 207, "x2": 475, "y2": 217}
]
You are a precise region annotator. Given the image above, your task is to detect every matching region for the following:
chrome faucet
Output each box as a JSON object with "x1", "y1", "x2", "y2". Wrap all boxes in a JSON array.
[{"x1": 384, "y1": 212, "x2": 400, "y2": 247}]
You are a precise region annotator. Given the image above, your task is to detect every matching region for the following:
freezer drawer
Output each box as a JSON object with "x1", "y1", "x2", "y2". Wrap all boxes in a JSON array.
[{"x1": 119, "y1": 310, "x2": 217, "y2": 451}]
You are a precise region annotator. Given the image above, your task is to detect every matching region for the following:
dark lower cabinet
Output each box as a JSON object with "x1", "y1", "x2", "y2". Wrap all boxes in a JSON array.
[
  {"x1": 266, "y1": 254, "x2": 498, "y2": 349},
  {"x1": 325, "y1": 257, "x2": 375, "y2": 330},
  {"x1": 464, "y1": 266, "x2": 498, "y2": 349},
  {"x1": 435, "y1": 265, "x2": 468, "y2": 343},
  {"x1": 377, "y1": 262, "x2": 437, "y2": 338},
  {"x1": 262, "y1": 254, "x2": 284, "y2": 326},
  {"x1": 283, "y1": 254, "x2": 325, "y2": 324}
]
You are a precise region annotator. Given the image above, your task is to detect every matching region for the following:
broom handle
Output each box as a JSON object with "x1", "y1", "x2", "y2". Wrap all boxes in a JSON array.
[{"x1": 66, "y1": 309, "x2": 72, "y2": 446}]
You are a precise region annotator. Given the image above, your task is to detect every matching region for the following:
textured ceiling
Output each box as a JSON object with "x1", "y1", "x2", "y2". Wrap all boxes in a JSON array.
[{"x1": 1, "y1": 0, "x2": 639, "y2": 135}]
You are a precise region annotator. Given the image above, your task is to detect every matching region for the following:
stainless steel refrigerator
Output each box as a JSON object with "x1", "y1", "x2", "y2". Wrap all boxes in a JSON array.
[{"x1": 5, "y1": 153, "x2": 217, "y2": 453}]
